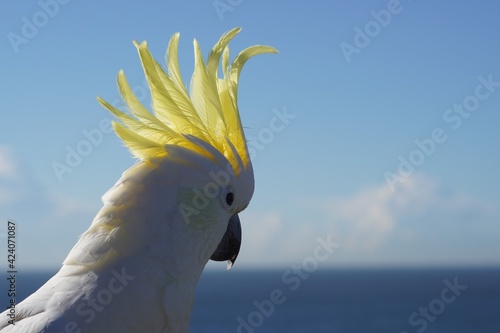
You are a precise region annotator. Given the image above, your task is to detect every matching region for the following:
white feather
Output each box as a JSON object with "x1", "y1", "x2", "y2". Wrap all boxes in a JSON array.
[{"x1": 0, "y1": 145, "x2": 246, "y2": 332}]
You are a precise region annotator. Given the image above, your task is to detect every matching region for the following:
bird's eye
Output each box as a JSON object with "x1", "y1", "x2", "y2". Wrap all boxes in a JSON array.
[
  {"x1": 220, "y1": 186, "x2": 235, "y2": 210},
  {"x1": 225, "y1": 192, "x2": 234, "y2": 207}
]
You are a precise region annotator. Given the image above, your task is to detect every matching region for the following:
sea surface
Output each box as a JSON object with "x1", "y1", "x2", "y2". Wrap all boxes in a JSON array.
[{"x1": 3, "y1": 268, "x2": 499, "y2": 332}]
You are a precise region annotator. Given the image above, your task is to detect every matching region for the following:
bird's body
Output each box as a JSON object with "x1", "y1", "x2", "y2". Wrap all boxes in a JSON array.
[{"x1": 0, "y1": 28, "x2": 276, "y2": 332}]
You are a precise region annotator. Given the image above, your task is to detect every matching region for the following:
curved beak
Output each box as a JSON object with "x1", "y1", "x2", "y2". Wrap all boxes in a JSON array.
[{"x1": 210, "y1": 214, "x2": 241, "y2": 269}]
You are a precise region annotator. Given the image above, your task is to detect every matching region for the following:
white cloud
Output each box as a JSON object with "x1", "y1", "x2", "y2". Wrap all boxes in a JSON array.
[
  {"x1": 236, "y1": 173, "x2": 500, "y2": 268},
  {"x1": 0, "y1": 147, "x2": 99, "y2": 268},
  {"x1": 321, "y1": 173, "x2": 440, "y2": 252},
  {"x1": 316, "y1": 173, "x2": 500, "y2": 265},
  {"x1": 0, "y1": 145, "x2": 18, "y2": 178},
  {"x1": 241, "y1": 212, "x2": 284, "y2": 259},
  {"x1": 0, "y1": 145, "x2": 26, "y2": 204},
  {"x1": 45, "y1": 191, "x2": 97, "y2": 221}
]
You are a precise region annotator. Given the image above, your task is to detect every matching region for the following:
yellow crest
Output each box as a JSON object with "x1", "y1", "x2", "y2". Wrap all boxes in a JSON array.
[{"x1": 98, "y1": 28, "x2": 277, "y2": 175}]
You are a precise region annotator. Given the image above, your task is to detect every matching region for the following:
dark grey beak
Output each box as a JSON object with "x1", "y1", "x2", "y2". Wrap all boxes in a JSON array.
[{"x1": 210, "y1": 214, "x2": 241, "y2": 269}]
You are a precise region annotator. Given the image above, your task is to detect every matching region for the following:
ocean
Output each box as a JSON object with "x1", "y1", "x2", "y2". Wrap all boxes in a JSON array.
[{"x1": 4, "y1": 268, "x2": 500, "y2": 332}]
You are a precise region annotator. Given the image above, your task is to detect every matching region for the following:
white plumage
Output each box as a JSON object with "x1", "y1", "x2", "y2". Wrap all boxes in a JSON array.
[{"x1": 0, "y1": 28, "x2": 276, "y2": 332}]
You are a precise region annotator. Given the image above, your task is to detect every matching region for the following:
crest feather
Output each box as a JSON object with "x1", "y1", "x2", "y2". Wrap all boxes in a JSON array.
[{"x1": 98, "y1": 27, "x2": 277, "y2": 174}]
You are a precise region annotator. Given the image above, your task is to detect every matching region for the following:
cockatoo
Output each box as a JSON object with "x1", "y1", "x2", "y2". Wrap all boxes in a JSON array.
[{"x1": 0, "y1": 28, "x2": 276, "y2": 333}]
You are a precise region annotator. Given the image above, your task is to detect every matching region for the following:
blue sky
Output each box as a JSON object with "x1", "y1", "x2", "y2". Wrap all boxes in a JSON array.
[{"x1": 1, "y1": 0, "x2": 499, "y2": 270}]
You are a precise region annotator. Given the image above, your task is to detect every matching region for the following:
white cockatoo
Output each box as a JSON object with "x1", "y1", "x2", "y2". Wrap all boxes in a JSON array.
[{"x1": 0, "y1": 28, "x2": 276, "y2": 333}]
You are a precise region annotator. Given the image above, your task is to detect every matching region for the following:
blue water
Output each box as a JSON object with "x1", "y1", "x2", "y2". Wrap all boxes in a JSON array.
[{"x1": 3, "y1": 268, "x2": 500, "y2": 332}]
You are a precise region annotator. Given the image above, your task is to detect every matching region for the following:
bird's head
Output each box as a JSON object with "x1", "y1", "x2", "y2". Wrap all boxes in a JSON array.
[{"x1": 97, "y1": 28, "x2": 277, "y2": 271}]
